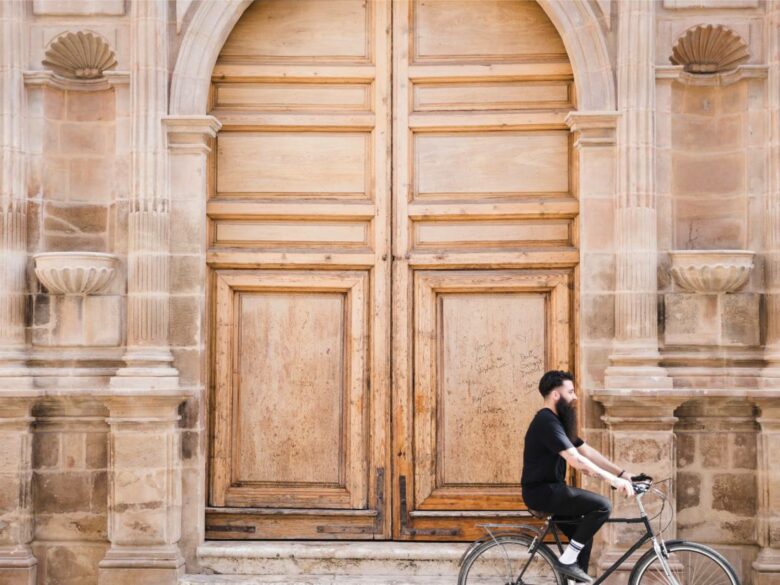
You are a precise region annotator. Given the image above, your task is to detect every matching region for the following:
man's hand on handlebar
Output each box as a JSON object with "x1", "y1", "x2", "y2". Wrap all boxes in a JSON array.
[{"x1": 610, "y1": 476, "x2": 635, "y2": 497}]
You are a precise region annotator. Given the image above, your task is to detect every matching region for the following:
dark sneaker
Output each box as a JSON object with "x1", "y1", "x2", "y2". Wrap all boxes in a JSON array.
[{"x1": 552, "y1": 558, "x2": 593, "y2": 583}]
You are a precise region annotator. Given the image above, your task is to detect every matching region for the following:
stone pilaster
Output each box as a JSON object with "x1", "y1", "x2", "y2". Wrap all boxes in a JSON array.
[
  {"x1": 0, "y1": 400, "x2": 37, "y2": 585},
  {"x1": 0, "y1": 0, "x2": 27, "y2": 371},
  {"x1": 754, "y1": 399, "x2": 780, "y2": 585},
  {"x1": 593, "y1": 394, "x2": 683, "y2": 582},
  {"x1": 113, "y1": 0, "x2": 177, "y2": 385},
  {"x1": 606, "y1": 0, "x2": 671, "y2": 390},
  {"x1": 163, "y1": 115, "x2": 220, "y2": 563},
  {"x1": 98, "y1": 393, "x2": 188, "y2": 585},
  {"x1": 763, "y1": 0, "x2": 780, "y2": 385}
]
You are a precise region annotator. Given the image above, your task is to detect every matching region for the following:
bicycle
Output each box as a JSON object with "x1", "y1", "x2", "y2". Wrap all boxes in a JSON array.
[{"x1": 457, "y1": 477, "x2": 740, "y2": 585}]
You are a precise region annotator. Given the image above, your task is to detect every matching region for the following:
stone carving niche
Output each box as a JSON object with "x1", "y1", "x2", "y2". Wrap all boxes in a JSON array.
[{"x1": 33, "y1": 252, "x2": 122, "y2": 347}]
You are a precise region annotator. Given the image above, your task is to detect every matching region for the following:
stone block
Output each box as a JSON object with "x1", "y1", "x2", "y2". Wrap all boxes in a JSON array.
[
  {"x1": 677, "y1": 433, "x2": 695, "y2": 468},
  {"x1": 0, "y1": 434, "x2": 24, "y2": 471},
  {"x1": 664, "y1": 292, "x2": 759, "y2": 347},
  {"x1": 712, "y1": 473, "x2": 756, "y2": 516},
  {"x1": 721, "y1": 293, "x2": 759, "y2": 346},
  {"x1": 60, "y1": 123, "x2": 108, "y2": 157},
  {"x1": 33, "y1": 472, "x2": 92, "y2": 514},
  {"x1": 0, "y1": 476, "x2": 22, "y2": 511},
  {"x1": 66, "y1": 91, "x2": 116, "y2": 122},
  {"x1": 664, "y1": 293, "x2": 718, "y2": 345},
  {"x1": 34, "y1": 512, "x2": 106, "y2": 541},
  {"x1": 111, "y1": 506, "x2": 168, "y2": 544},
  {"x1": 113, "y1": 469, "x2": 167, "y2": 505},
  {"x1": 61, "y1": 432, "x2": 85, "y2": 469},
  {"x1": 674, "y1": 196, "x2": 745, "y2": 250},
  {"x1": 33, "y1": 432, "x2": 59, "y2": 469},
  {"x1": 112, "y1": 433, "x2": 168, "y2": 469},
  {"x1": 701, "y1": 434, "x2": 726, "y2": 468},
  {"x1": 170, "y1": 295, "x2": 202, "y2": 347},
  {"x1": 44, "y1": 202, "x2": 108, "y2": 235},
  {"x1": 44, "y1": 87, "x2": 65, "y2": 121},
  {"x1": 43, "y1": 543, "x2": 107, "y2": 585},
  {"x1": 672, "y1": 153, "x2": 745, "y2": 197},
  {"x1": 731, "y1": 433, "x2": 757, "y2": 469},
  {"x1": 50, "y1": 295, "x2": 82, "y2": 346},
  {"x1": 581, "y1": 294, "x2": 614, "y2": 340},
  {"x1": 0, "y1": 567, "x2": 36, "y2": 585},
  {"x1": 83, "y1": 295, "x2": 122, "y2": 346},
  {"x1": 677, "y1": 471, "x2": 700, "y2": 511},
  {"x1": 69, "y1": 159, "x2": 113, "y2": 203},
  {"x1": 85, "y1": 433, "x2": 107, "y2": 469}
]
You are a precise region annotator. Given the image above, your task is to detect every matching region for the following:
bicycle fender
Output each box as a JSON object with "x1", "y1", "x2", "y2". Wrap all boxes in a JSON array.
[{"x1": 458, "y1": 526, "x2": 543, "y2": 567}]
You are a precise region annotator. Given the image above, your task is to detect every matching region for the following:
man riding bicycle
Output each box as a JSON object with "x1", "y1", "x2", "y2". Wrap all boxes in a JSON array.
[{"x1": 521, "y1": 370, "x2": 636, "y2": 584}]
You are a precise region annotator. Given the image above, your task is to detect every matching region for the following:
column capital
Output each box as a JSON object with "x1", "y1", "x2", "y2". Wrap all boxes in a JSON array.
[
  {"x1": 565, "y1": 111, "x2": 619, "y2": 148},
  {"x1": 591, "y1": 390, "x2": 685, "y2": 430},
  {"x1": 163, "y1": 115, "x2": 222, "y2": 154}
]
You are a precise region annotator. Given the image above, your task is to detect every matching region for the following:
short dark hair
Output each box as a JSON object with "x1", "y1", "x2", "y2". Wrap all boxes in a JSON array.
[{"x1": 538, "y1": 370, "x2": 574, "y2": 398}]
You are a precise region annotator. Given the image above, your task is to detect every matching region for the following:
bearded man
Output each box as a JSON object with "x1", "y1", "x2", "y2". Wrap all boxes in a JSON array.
[{"x1": 521, "y1": 370, "x2": 636, "y2": 583}]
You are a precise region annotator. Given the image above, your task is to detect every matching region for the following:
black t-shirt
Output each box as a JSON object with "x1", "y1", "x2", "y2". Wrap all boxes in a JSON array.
[{"x1": 521, "y1": 408, "x2": 584, "y2": 487}]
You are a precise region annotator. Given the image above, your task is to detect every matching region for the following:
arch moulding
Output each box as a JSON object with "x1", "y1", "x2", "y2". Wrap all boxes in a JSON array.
[{"x1": 168, "y1": 0, "x2": 616, "y2": 116}]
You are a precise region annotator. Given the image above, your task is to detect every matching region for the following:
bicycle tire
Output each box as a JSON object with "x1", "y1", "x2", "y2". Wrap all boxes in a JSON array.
[
  {"x1": 629, "y1": 540, "x2": 740, "y2": 585},
  {"x1": 458, "y1": 533, "x2": 564, "y2": 585}
]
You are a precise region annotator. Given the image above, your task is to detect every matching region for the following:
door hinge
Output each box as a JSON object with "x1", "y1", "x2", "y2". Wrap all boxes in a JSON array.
[
  {"x1": 399, "y1": 475, "x2": 461, "y2": 537},
  {"x1": 206, "y1": 524, "x2": 256, "y2": 534}
]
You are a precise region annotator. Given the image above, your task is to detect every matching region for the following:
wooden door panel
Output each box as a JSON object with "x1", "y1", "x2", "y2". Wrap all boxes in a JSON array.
[
  {"x1": 414, "y1": 270, "x2": 571, "y2": 510},
  {"x1": 207, "y1": 0, "x2": 391, "y2": 539},
  {"x1": 392, "y1": 0, "x2": 576, "y2": 540},
  {"x1": 212, "y1": 271, "x2": 369, "y2": 510}
]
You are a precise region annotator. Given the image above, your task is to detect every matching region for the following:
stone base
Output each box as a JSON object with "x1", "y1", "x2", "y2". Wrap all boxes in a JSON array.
[
  {"x1": 753, "y1": 549, "x2": 780, "y2": 585},
  {"x1": 181, "y1": 576, "x2": 455, "y2": 585},
  {"x1": 98, "y1": 546, "x2": 184, "y2": 585},
  {"x1": 0, "y1": 568, "x2": 36, "y2": 585},
  {"x1": 0, "y1": 550, "x2": 37, "y2": 585},
  {"x1": 99, "y1": 567, "x2": 184, "y2": 585}
]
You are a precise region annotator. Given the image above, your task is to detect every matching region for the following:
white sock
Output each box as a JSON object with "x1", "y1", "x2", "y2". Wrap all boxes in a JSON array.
[{"x1": 559, "y1": 540, "x2": 585, "y2": 565}]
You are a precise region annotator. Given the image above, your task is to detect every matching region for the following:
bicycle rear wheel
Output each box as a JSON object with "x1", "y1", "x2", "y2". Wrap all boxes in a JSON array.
[
  {"x1": 630, "y1": 541, "x2": 740, "y2": 585},
  {"x1": 458, "y1": 534, "x2": 563, "y2": 585}
]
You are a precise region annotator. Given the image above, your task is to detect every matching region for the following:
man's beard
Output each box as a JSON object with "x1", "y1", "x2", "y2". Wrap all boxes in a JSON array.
[{"x1": 556, "y1": 396, "x2": 578, "y2": 442}]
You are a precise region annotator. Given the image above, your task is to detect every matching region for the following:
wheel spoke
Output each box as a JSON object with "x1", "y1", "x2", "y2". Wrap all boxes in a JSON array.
[
  {"x1": 459, "y1": 536, "x2": 560, "y2": 585},
  {"x1": 634, "y1": 545, "x2": 737, "y2": 585}
]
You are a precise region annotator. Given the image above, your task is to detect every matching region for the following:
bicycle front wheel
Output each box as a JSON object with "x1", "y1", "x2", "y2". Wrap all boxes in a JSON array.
[
  {"x1": 458, "y1": 534, "x2": 563, "y2": 585},
  {"x1": 630, "y1": 541, "x2": 740, "y2": 585}
]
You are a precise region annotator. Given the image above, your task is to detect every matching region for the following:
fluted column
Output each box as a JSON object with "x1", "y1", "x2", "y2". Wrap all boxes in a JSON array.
[
  {"x1": 114, "y1": 0, "x2": 177, "y2": 386},
  {"x1": 0, "y1": 0, "x2": 27, "y2": 371},
  {"x1": 764, "y1": 1, "x2": 780, "y2": 386},
  {"x1": 605, "y1": 0, "x2": 671, "y2": 389}
]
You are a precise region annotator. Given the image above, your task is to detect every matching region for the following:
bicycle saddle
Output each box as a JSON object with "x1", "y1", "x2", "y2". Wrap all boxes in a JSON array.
[{"x1": 528, "y1": 509, "x2": 552, "y2": 519}]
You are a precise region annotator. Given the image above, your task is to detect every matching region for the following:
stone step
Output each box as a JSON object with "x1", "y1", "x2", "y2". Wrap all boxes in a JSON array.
[
  {"x1": 196, "y1": 541, "x2": 471, "y2": 578},
  {"x1": 180, "y1": 575, "x2": 457, "y2": 585}
]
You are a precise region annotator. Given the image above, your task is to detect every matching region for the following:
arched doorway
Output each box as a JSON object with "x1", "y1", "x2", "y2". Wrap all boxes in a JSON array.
[{"x1": 205, "y1": 0, "x2": 578, "y2": 541}]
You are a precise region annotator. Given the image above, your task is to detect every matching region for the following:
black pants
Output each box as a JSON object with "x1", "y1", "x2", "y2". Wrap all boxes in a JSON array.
[{"x1": 522, "y1": 484, "x2": 612, "y2": 573}]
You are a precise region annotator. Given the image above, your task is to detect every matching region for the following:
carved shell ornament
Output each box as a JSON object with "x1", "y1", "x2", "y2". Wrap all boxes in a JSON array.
[
  {"x1": 42, "y1": 31, "x2": 118, "y2": 80},
  {"x1": 670, "y1": 25, "x2": 749, "y2": 74}
]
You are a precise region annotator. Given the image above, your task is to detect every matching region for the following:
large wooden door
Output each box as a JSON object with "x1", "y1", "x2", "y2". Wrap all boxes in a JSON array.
[
  {"x1": 207, "y1": 0, "x2": 576, "y2": 541},
  {"x1": 391, "y1": 0, "x2": 576, "y2": 540}
]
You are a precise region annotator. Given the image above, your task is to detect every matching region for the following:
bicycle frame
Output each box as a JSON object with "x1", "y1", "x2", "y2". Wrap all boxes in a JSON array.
[{"x1": 519, "y1": 487, "x2": 680, "y2": 585}]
